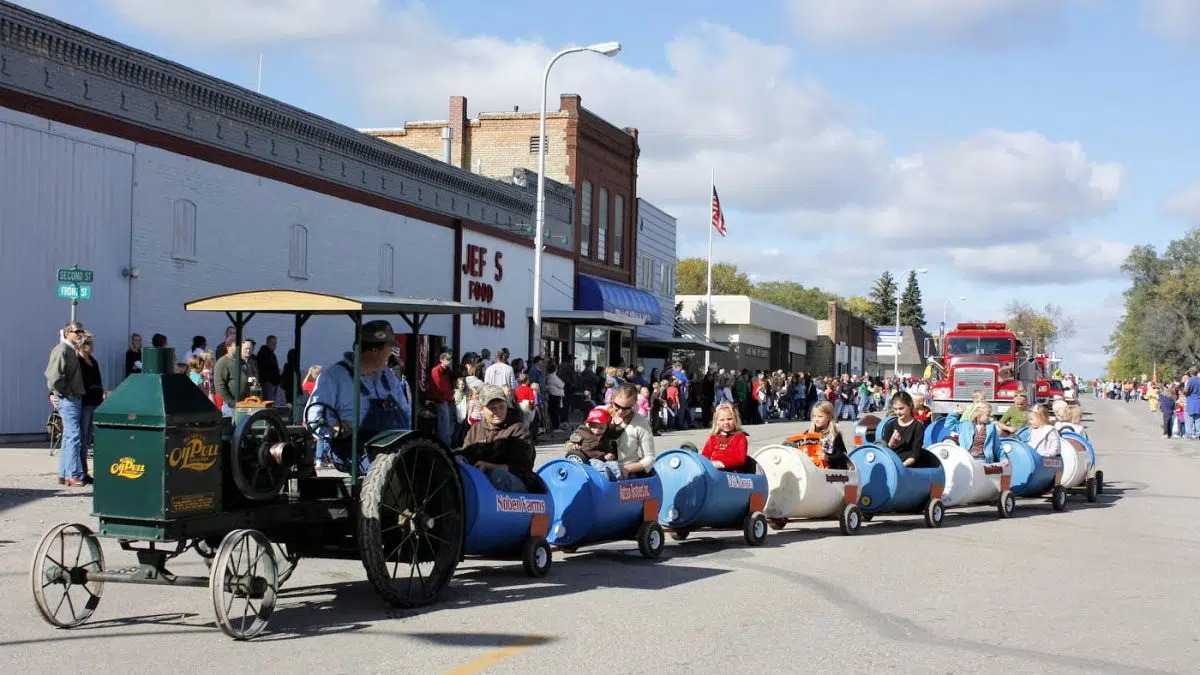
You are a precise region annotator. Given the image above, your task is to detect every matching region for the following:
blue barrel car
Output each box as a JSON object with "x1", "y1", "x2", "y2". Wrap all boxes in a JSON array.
[
  {"x1": 999, "y1": 437, "x2": 1067, "y2": 511},
  {"x1": 853, "y1": 415, "x2": 893, "y2": 446},
  {"x1": 536, "y1": 459, "x2": 665, "y2": 559},
  {"x1": 458, "y1": 460, "x2": 555, "y2": 577},
  {"x1": 924, "y1": 417, "x2": 951, "y2": 446},
  {"x1": 653, "y1": 449, "x2": 770, "y2": 546},
  {"x1": 846, "y1": 443, "x2": 947, "y2": 527}
]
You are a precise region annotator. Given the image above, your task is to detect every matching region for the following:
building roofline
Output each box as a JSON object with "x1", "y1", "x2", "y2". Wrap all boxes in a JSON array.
[
  {"x1": 676, "y1": 294, "x2": 819, "y2": 324},
  {"x1": 0, "y1": 2, "x2": 537, "y2": 214}
]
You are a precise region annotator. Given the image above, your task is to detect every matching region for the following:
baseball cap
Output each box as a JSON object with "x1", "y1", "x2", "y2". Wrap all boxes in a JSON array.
[
  {"x1": 585, "y1": 406, "x2": 612, "y2": 425},
  {"x1": 361, "y1": 320, "x2": 395, "y2": 344},
  {"x1": 479, "y1": 384, "x2": 508, "y2": 405}
]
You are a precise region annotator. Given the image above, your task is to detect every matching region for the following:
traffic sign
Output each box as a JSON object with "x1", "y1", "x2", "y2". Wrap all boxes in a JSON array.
[
  {"x1": 57, "y1": 267, "x2": 93, "y2": 284},
  {"x1": 57, "y1": 283, "x2": 92, "y2": 300}
]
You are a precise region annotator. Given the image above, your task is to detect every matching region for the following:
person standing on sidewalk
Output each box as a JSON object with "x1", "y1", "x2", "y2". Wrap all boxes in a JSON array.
[
  {"x1": 427, "y1": 348, "x2": 455, "y2": 447},
  {"x1": 45, "y1": 321, "x2": 89, "y2": 486}
]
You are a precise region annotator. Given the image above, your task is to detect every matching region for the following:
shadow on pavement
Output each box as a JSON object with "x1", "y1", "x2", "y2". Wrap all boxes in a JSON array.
[{"x1": 0, "y1": 487, "x2": 91, "y2": 515}]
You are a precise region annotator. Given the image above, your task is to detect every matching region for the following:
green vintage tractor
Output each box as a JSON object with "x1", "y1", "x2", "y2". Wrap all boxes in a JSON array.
[{"x1": 30, "y1": 290, "x2": 477, "y2": 639}]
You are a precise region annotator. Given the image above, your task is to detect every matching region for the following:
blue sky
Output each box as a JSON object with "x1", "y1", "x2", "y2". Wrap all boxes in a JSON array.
[{"x1": 15, "y1": 0, "x2": 1200, "y2": 376}]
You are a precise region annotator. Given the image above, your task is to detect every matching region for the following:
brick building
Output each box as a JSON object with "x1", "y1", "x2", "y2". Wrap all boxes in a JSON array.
[
  {"x1": 367, "y1": 95, "x2": 658, "y2": 369},
  {"x1": 365, "y1": 94, "x2": 640, "y2": 285},
  {"x1": 810, "y1": 302, "x2": 879, "y2": 377}
]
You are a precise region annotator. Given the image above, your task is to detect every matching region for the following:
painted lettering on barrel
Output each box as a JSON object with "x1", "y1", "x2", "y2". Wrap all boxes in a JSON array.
[
  {"x1": 725, "y1": 474, "x2": 754, "y2": 489},
  {"x1": 495, "y1": 494, "x2": 546, "y2": 514},
  {"x1": 982, "y1": 464, "x2": 1005, "y2": 475},
  {"x1": 824, "y1": 473, "x2": 850, "y2": 484},
  {"x1": 619, "y1": 482, "x2": 651, "y2": 502}
]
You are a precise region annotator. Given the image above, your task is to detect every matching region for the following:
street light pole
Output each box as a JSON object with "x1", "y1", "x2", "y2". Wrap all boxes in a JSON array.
[
  {"x1": 532, "y1": 41, "x2": 621, "y2": 359},
  {"x1": 942, "y1": 295, "x2": 966, "y2": 334},
  {"x1": 894, "y1": 268, "x2": 929, "y2": 378}
]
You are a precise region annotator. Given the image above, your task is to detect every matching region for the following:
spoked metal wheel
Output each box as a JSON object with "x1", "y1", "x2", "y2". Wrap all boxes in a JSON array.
[
  {"x1": 31, "y1": 523, "x2": 105, "y2": 628},
  {"x1": 275, "y1": 544, "x2": 300, "y2": 587},
  {"x1": 359, "y1": 439, "x2": 464, "y2": 609},
  {"x1": 209, "y1": 529, "x2": 278, "y2": 640}
]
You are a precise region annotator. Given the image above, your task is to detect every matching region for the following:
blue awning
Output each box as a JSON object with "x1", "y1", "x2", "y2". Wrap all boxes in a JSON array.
[{"x1": 575, "y1": 274, "x2": 662, "y2": 325}]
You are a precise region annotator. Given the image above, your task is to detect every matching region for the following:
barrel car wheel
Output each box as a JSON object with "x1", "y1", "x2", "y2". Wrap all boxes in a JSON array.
[
  {"x1": 1085, "y1": 477, "x2": 1098, "y2": 504},
  {"x1": 743, "y1": 512, "x2": 768, "y2": 546},
  {"x1": 209, "y1": 528, "x2": 278, "y2": 641},
  {"x1": 923, "y1": 498, "x2": 945, "y2": 528},
  {"x1": 1094, "y1": 470, "x2": 1105, "y2": 494},
  {"x1": 636, "y1": 522, "x2": 664, "y2": 559},
  {"x1": 521, "y1": 537, "x2": 552, "y2": 578},
  {"x1": 768, "y1": 518, "x2": 788, "y2": 531},
  {"x1": 998, "y1": 490, "x2": 1016, "y2": 519},
  {"x1": 669, "y1": 529, "x2": 691, "y2": 541},
  {"x1": 359, "y1": 439, "x2": 464, "y2": 608},
  {"x1": 839, "y1": 504, "x2": 862, "y2": 535},
  {"x1": 1051, "y1": 486, "x2": 1068, "y2": 512},
  {"x1": 31, "y1": 523, "x2": 105, "y2": 629}
]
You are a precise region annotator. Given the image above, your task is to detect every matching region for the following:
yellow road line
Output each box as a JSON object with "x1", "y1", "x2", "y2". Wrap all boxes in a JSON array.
[{"x1": 444, "y1": 634, "x2": 551, "y2": 674}]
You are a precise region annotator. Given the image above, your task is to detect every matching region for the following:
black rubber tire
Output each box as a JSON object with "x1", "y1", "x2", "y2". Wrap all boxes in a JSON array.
[
  {"x1": 521, "y1": 537, "x2": 552, "y2": 578},
  {"x1": 839, "y1": 504, "x2": 862, "y2": 535},
  {"x1": 743, "y1": 511, "x2": 768, "y2": 546},
  {"x1": 1094, "y1": 470, "x2": 1105, "y2": 494},
  {"x1": 861, "y1": 513, "x2": 874, "y2": 522},
  {"x1": 924, "y1": 498, "x2": 945, "y2": 528},
  {"x1": 997, "y1": 490, "x2": 1016, "y2": 519},
  {"x1": 1085, "y1": 477, "x2": 1098, "y2": 503},
  {"x1": 358, "y1": 441, "x2": 464, "y2": 608},
  {"x1": 768, "y1": 518, "x2": 788, "y2": 531},
  {"x1": 636, "y1": 522, "x2": 664, "y2": 559},
  {"x1": 1051, "y1": 485, "x2": 1068, "y2": 512},
  {"x1": 668, "y1": 530, "x2": 690, "y2": 541}
]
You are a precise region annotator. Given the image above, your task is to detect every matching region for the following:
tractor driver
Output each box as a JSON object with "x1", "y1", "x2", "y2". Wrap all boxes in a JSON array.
[{"x1": 305, "y1": 320, "x2": 412, "y2": 473}]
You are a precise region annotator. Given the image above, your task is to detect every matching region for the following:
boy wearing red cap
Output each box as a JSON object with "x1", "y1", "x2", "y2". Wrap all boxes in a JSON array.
[{"x1": 564, "y1": 406, "x2": 622, "y2": 480}]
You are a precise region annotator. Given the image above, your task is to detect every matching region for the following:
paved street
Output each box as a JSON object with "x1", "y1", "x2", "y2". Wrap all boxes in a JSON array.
[{"x1": 1, "y1": 400, "x2": 1196, "y2": 674}]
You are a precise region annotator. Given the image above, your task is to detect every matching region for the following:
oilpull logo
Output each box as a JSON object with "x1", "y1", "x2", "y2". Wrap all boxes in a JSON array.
[
  {"x1": 110, "y1": 457, "x2": 145, "y2": 479},
  {"x1": 619, "y1": 482, "x2": 652, "y2": 502},
  {"x1": 168, "y1": 436, "x2": 220, "y2": 472},
  {"x1": 725, "y1": 474, "x2": 755, "y2": 489},
  {"x1": 495, "y1": 495, "x2": 547, "y2": 514}
]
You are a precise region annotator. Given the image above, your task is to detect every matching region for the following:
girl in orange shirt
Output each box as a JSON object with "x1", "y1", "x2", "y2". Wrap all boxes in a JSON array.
[{"x1": 702, "y1": 403, "x2": 748, "y2": 472}]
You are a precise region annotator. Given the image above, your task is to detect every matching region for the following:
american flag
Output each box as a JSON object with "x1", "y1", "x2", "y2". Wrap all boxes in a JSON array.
[{"x1": 711, "y1": 185, "x2": 727, "y2": 237}]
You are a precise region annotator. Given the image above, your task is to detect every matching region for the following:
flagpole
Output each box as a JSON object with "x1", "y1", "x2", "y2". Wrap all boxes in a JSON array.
[{"x1": 704, "y1": 168, "x2": 714, "y2": 372}]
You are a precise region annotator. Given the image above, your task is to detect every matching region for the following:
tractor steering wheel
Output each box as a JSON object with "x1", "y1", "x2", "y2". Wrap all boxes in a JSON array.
[{"x1": 303, "y1": 401, "x2": 345, "y2": 441}]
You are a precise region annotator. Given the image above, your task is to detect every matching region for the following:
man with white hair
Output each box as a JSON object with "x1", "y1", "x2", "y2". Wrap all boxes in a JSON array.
[{"x1": 45, "y1": 321, "x2": 89, "y2": 486}]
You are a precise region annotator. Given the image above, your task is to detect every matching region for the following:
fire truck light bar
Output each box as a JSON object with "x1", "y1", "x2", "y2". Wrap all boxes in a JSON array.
[{"x1": 954, "y1": 322, "x2": 1008, "y2": 331}]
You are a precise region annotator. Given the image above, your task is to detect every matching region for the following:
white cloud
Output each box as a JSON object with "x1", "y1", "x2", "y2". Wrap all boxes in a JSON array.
[
  {"x1": 946, "y1": 238, "x2": 1133, "y2": 284},
  {"x1": 1162, "y1": 178, "x2": 1200, "y2": 223},
  {"x1": 860, "y1": 130, "x2": 1124, "y2": 247},
  {"x1": 1139, "y1": 0, "x2": 1200, "y2": 45},
  {"x1": 86, "y1": 0, "x2": 1127, "y2": 286},
  {"x1": 103, "y1": 0, "x2": 381, "y2": 44},
  {"x1": 786, "y1": 0, "x2": 1069, "y2": 49}
]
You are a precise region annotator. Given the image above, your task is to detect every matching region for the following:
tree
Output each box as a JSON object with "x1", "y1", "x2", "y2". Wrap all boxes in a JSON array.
[
  {"x1": 1106, "y1": 231, "x2": 1200, "y2": 378},
  {"x1": 676, "y1": 258, "x2": 752, "y2": 295},
  {"x1": 1005, "y1": 300, "x2": 1076, "y2": 352},
  {"x1": 670, "y1": 301, "x2": 696, "y2": 366},
  {"x1": 750, "y1": 281, "x2": 840, "y2": 319},
  {"x1": 866, "y1": 272, "x2": 898, "y2": 327},
  {"x1": 898, "y1": 270, "x2": 927, "y2": 329},
  {"x1": 843, "y1": 295, "x2": 874, "y2": 321}
]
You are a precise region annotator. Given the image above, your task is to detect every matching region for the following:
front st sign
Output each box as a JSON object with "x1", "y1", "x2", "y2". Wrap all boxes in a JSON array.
[{"x1": 57, "y1": 283, "x2": 92, "y2": 300}]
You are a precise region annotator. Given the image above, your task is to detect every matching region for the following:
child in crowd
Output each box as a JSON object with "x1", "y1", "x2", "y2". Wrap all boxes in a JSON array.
[
  {"x1": 1158, "y1": 387, "x2": 1177, "y2": 439},
  {"x1": 701, "y1": 403, "x2": 748, "y2": 472},
  {"x1": 636, "y1": 386, "x2": 651, "y2": 417},
  {"x1": 565, "y1": 406, "x2": 622, "y2": 480},
  {"x1": 912, "y1": 393, "x2": 932, "y2": 424}
]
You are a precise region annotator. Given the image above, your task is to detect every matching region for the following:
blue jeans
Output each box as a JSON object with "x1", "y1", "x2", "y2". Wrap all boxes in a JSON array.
[
  {"x1": 589, "y1": 458, "x2": 622, "y2": 481},
  {"x1": 434, "y1": 401, "x2": 454, "y2": 447},
  {"x1": 81, "y1": 405, "x2": 97, "y2": 453},
  {"x1": 55, "y1": 395, "x2": 85, "y2": 480},
  {"x1": 486, "y1": 467, "x2": 526, "y2": 492}
]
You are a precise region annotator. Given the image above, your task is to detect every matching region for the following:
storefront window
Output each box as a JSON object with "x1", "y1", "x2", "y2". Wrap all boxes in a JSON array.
[
  {"x1": 613, "y1": 194, "x2": 624, "y2": 267},
  {"x1": 574, "y1": 326, "x2": 607, "y2": 370}
]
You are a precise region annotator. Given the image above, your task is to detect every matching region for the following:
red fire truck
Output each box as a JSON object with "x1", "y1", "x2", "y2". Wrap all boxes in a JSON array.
[{"x1": 925, "y1": 322, "x2": 1051, "y2": 416}]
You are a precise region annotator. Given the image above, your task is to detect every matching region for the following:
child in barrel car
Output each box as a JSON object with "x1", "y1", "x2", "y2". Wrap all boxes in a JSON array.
[{"x1": 564, "y1": 406, "x2": 623, "y2": 480}]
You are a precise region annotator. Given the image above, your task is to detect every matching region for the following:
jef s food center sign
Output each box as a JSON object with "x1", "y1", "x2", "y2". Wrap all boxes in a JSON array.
[{"x1": 461, "y1": 242, "x2": 506, "y2": 329}]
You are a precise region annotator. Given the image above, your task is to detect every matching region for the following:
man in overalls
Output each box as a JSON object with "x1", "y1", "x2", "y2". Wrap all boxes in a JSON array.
[{"x1": 305, "y1": 320, "x2": 413, "y2": 473}]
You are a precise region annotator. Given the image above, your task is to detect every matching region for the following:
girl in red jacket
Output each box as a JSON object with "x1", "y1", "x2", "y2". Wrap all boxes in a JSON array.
[{"x1": 702, "y1": 403, "x2": 748, "y2": 472}]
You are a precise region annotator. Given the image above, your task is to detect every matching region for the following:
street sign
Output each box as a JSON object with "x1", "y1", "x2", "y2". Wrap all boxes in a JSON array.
[
  {"x1": 57, "y1": 268, "x2": 94, "y2": 284},
  {"x1": 57, "y1": 283, "x2": 92, "y2": 300}
]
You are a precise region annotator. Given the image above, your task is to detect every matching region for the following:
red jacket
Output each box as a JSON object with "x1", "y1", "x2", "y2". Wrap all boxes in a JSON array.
[
  {"x1": 702, "y1": 431, "x2": 748, "y2": 472},
  {"x1": 428, "y1": 364, "x2": 453, "y2": 403}
]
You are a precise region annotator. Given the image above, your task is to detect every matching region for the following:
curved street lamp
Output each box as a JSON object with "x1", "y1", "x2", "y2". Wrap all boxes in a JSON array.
[{"x1": 531, "y1": 42, "x2": 622, "y2": 357}]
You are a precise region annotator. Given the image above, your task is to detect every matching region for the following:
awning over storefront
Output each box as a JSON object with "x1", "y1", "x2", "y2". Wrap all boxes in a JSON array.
[
  {"x1": 637, "y1": 336, "x2": 729, "y2": 353},
  {"x1": 576, "y1": 274, "x2": 661, "y2": 325},
  {"x1": 528, "y1": 309, "x2": 645, "y2": 327}
]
